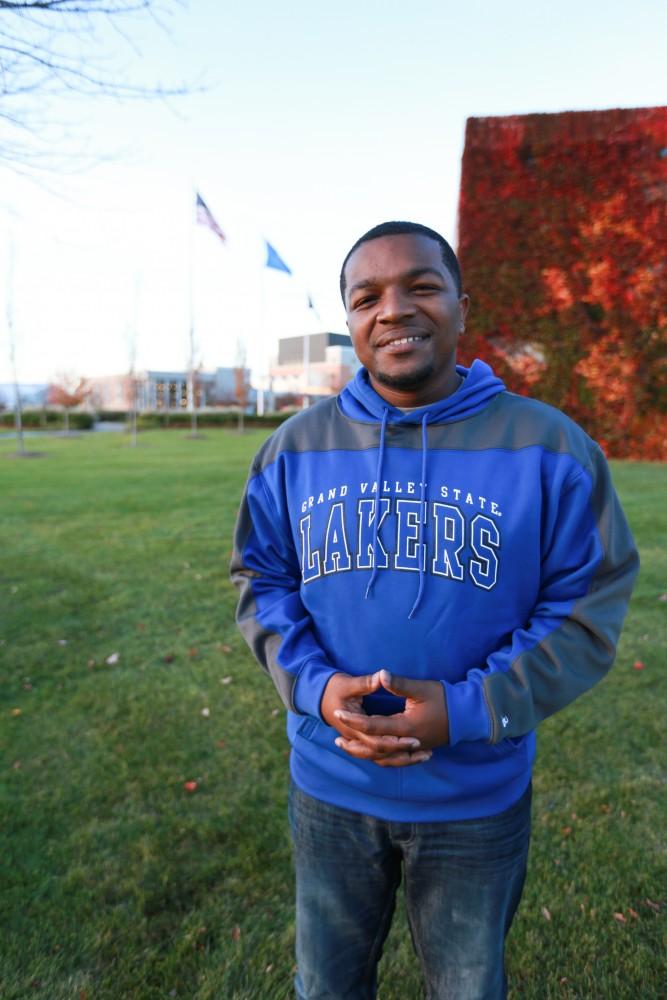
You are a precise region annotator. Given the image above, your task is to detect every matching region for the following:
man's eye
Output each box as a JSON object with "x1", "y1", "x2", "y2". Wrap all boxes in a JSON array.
[
  {"x1": 354, "y1": 295, "x2": 376, "y2": 308},
  {"x1": 413, "y1": 284, "x2": 438, "y2": 293}
]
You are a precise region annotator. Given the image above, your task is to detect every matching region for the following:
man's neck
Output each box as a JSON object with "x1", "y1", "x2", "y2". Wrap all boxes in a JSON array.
[{"x1": 372, "y1": 371, "x2": 464, "y2": 409}]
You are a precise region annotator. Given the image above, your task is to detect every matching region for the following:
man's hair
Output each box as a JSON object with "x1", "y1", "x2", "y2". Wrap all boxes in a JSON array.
[{"x1": 339, "y1": 221, "x2": 463, "y2": 302}]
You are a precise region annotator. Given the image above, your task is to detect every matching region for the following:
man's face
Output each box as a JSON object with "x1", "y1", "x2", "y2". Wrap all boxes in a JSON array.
[{"x1": 344, "y1": 233, "x2": 469, "y2": 407}]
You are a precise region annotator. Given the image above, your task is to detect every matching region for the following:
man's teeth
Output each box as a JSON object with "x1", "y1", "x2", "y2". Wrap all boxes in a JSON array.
[{"x1": 389, "y1": 336, "x2": 425, "y2": 345}]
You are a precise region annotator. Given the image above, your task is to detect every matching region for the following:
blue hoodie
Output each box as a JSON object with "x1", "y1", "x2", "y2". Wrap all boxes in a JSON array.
[{"x1": 231, "y1": 361, "x2": 638, "y2": 821}]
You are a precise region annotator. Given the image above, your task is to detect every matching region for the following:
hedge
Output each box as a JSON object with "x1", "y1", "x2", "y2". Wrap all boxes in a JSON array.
[{"x1": 0, "y1": 410, "x2": 94, "y2": 430}]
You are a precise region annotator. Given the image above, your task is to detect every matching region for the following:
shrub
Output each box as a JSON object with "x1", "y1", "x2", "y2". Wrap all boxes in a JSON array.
[{"x1": 0, "y1": 409, "x2": 94, "y2": 430}]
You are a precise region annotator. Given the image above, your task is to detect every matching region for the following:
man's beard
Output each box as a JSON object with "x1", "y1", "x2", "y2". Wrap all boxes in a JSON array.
[{"x1": 374, "y1": 358, "x2": 436, "y2": 391}]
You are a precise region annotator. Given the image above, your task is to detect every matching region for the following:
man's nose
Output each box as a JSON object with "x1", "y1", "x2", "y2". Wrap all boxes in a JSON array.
[{"x1": 378, "y1": 287, "x2": 416, "y2": 322}]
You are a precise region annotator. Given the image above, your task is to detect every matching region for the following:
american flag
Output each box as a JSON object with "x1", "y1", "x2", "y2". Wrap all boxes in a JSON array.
[{"x1": 195, "y1": 192, "x2": 226, "y2": 244}]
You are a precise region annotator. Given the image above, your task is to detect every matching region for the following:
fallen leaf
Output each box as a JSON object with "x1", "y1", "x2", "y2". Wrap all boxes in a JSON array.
[
  {"x1": 265, "y1": 964, "x2": 274, "y2": 974},
  {"x1": 57, "y1": 639, "x2": 68, "y2": 646},
  {"x1": 658, "y1": 593, "x2": 667, "y2": 602},
  {"x1": 183, "y1": 781, "x2": 198, "y2": 792},
  {"x1": 137, "y1": 622, "x2": 145, "y2": 630},
  {"x1": 217, "y1": 739, "x2": 226, "y2": 748},
  {"x1": 11, "y1": 759, "x2": 21, "y2": 769},
  {"x1": 541, "y1": 906, "x2": 552, "y2": 921},
  {"x1": 11, "y1": 708, "x2": 21, "y2": 717},
  {"x1": 645, "y1": 898, "x2": 660, "y2": 913},
  {"x1": 271, "y1": 708, "x2": 280, "y2": 717},
  {"x1": 163, "y1": 653, "x2": 175, "y2": 663},
  {"x1": 613, "y1": 912, "x2": 626, "y2": 924},
  {"x1": 201, "y1": 707, "x2": 210, "y2": 718},
  {"x1": 188, "y1": 648, "x2": 199, "y2": 658},
  {"x1": 600, "y1": 803, "x2": 611, "y2": 814},
  {"x1": 231, "y1": 925, "x2": 241, "y2": 942},
  {"x1": 632, "y1": 660, "x2": 645, "y2": 670},
  {"x1": 87, "y1": 659, "x2": 96, "y2": 668},
  {"x1": 561, "y1": 826, "x2": 572, "y2": 836},
  {"x1": 105, "y1": 652, "x2": 120, "y2": 665},
  {"x1": 22, "y1": 681, "x2": 33, "y2": 690},
  {"x1": 559, "y1": 978, "x2": 568, "y2": 985},
  {"x1": 221, "y1": 675, "x2": 233, "y2": 685},
  {"x1": 221, "y1": 644, "x2": 232, "y2": 654},
  {"x1": 628, "y1": 907, "x2": 639, "y2": 920}
]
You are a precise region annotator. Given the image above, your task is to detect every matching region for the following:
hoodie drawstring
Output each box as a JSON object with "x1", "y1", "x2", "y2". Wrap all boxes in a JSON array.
[
  {"x1": 364, "y1": 406, "x2": 388, "y2": 600},
  {"x1": 408, "y1": 412, "x2": 428, "y2": 620},
  {"x1": 365, "y1": 408, "x2": 429, "y2": 619}
]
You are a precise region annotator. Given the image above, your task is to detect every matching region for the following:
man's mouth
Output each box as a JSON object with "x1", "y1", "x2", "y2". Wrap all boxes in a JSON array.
[{"x1": 377, "y1": 333, "x2": 429, "y2": 348}]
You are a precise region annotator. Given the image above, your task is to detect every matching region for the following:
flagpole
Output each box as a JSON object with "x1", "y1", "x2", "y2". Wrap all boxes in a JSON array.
[
  {"x1": 188, "y1": 185, "x2": 197, "y2": 434},
  {"x1": 301, "y1": 328, "x2": 310, "y2": 409},
  {"x1": 257, "y1": 265, "x2": 266, "y2": 416}
]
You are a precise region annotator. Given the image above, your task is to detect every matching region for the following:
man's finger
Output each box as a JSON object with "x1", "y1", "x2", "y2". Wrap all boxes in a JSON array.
[
  {"x1": 340, "y1": 670, "x2": 385, "y2": 697},
  {"x1": 334, "y1": 709, "x2": 412, "y2": 737},
  {"x1": 375, "y1": 753, "x2": 432, "y2": 768},
  {"x1": 335, "y1": 736, "x2": 432, "y2": 767},
  {"x1": 336, "y1": 732, "x2": 420, "y2": 752},
  {"x1": 379, "y1": 669, "x2": 430, "y2": 700}
]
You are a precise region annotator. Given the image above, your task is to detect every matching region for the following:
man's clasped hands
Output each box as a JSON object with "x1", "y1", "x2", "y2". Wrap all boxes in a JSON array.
[{"x1": 321, "y1": 668, "x2": 450, "y2": 768}]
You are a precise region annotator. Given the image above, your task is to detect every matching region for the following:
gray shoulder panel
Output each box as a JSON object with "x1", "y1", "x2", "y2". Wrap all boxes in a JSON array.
[
  {"x1": 253, "y1": 397, "x2": 379, "y2": 470},
  {"x1": 426, "y1": 394, "x2": 598, "y2": 466},
  {"x1": 253, "y1": 391, "x2": 599, "y2": 473}
]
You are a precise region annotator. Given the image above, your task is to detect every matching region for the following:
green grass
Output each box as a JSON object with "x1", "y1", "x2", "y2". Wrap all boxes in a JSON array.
[{"x1": 1, "y1": 431, "x2": 665, "y2": 999}]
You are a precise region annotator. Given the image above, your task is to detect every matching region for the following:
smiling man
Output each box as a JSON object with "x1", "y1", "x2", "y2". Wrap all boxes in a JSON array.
[
  {"x1": 341, "y1": 227, "x2": 468, "y2": 405},
  {"x1": 231, "y1": 221, "x2": 639, "y2": 999}
]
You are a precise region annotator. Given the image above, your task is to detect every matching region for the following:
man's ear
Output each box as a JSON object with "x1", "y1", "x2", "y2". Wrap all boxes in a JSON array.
[{"x1": 459, "y1": 294, "x2": 470, "y2": 332}]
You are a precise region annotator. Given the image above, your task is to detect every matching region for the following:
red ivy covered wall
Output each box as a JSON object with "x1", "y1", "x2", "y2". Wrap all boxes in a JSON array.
[{"x1": 457, "y1": 106, "x2": 666, "y2": 459}]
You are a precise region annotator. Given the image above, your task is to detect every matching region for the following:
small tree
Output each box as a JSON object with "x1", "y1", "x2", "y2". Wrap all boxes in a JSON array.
[
  {"x1": 126, "y1": 286, "x2": 140, "y2": 447},
  {"x1": 48, "y1": 374, "x2": 89, "y2": 433},
  {"x1": 5, "y1": 236, "x2": 26, "y2": 456},
  {"x1": 233, "y1": 340, "x2": 249, "y2": 433}
]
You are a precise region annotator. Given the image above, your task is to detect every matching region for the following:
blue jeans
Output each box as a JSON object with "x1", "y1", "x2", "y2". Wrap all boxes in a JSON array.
[{"x1": 288, "y1": 781, "x2": 531, "y2": 1000}]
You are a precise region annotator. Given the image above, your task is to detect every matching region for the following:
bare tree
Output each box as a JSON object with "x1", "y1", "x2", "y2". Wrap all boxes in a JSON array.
[
  {"x1": 0, "y1": 1, "x2": 189, "y2": 170},
  {"x1": 5, "y1": 237, "x2": 26, "y2": 455},
  {"x1": 233, "y1": 339, "x2": 249, "y2": 433},
  {"x1": 125, "y1": 274, "x2": 141, "y2": 446},
  {"x1": 185, "y1": 321, "x2": 205, "y2": 438},
  {"x1": 126, "y1": 330, "x2": 138, "y2": 446}
]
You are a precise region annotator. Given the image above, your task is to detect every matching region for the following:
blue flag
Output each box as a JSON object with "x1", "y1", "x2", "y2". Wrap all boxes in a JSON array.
[{"x1": 265, "y1": 241, "x2": 292, "y2": 275}]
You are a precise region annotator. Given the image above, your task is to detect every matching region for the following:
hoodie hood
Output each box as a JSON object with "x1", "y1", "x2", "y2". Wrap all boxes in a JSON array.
[{"x1": 339, "y1": 359, "x2": 506, "y2": 425}]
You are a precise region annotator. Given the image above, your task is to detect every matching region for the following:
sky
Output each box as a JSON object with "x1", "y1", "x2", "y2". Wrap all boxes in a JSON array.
[{"x1": 1, "y1": 0, "x2": 665, "y2": 386}]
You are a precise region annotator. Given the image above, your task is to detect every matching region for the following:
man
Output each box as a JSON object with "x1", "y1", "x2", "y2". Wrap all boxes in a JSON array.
[{"x1": 231, "y1": 221, "x2": 639, "y2": 999}]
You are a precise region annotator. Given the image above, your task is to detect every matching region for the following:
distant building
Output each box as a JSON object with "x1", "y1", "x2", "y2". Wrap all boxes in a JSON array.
[
  {"x1": 0, "y1": 383, "x2": 49, "y2": 410},
  {"x1": 85, "y1": 368, "x2": 254, "y2": 412},
  {"x1": 270, "y1": 332, "x2": 360, "y2": 399}
]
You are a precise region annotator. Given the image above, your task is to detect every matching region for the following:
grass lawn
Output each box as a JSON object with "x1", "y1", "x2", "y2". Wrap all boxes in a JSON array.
[{"x1": 1, "y1": 430, "x2": 665, "y2": 999}]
